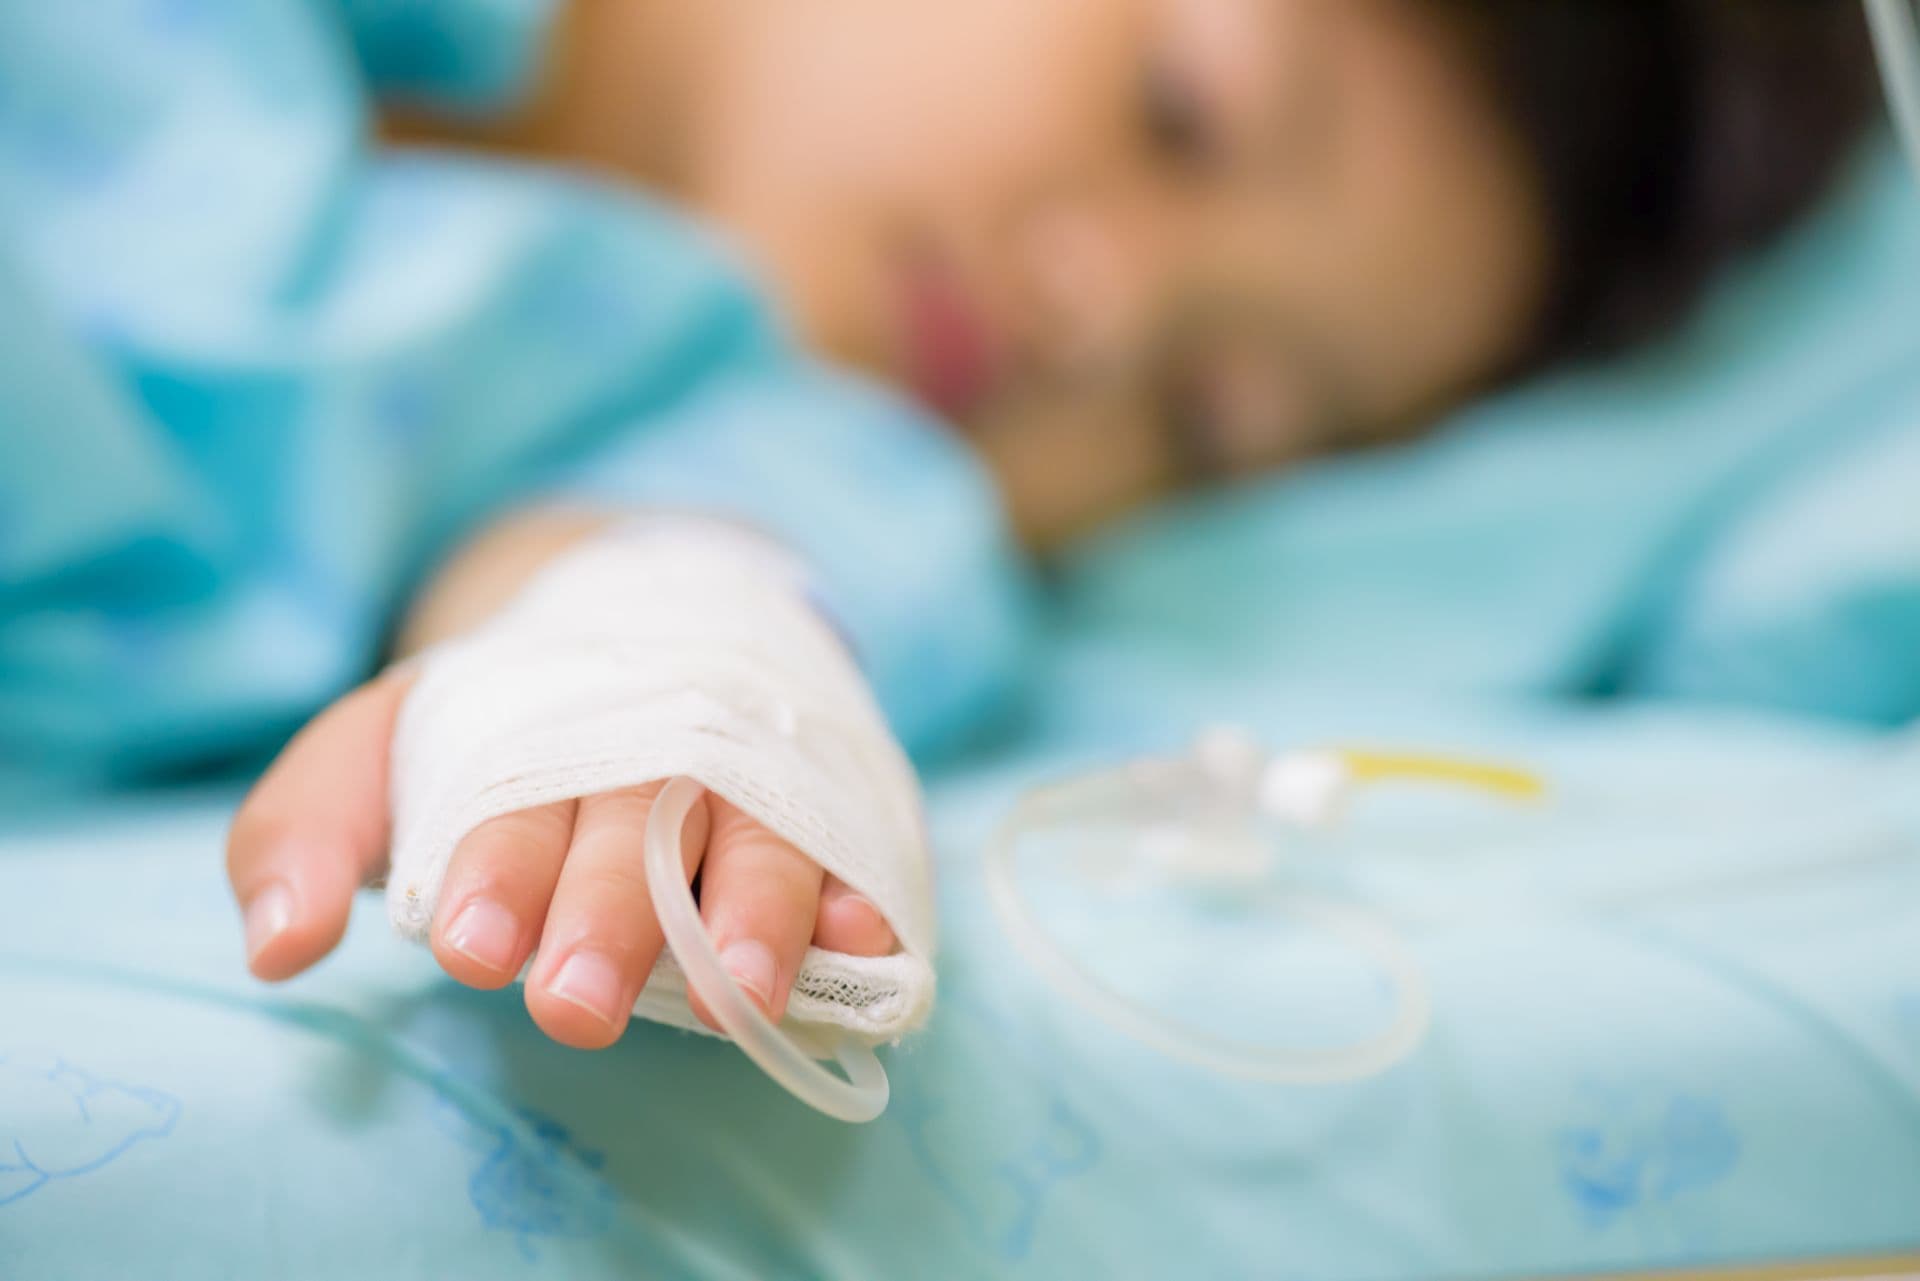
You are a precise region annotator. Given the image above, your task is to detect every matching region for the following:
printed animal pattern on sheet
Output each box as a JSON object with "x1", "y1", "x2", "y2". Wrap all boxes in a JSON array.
[
  {"x1": 0, "y1": 1051, "x2": 181, "y2": 1207},
  {"x1": 1554, "y1": 1079, "x2": 1740, "y2": 1229},
  {"x1": 433, "y1": 1096, "x2": 616, "y2": 1260},
  {"x1": 891, "y1": 991, "x2": 1104, "y2": 1262}
]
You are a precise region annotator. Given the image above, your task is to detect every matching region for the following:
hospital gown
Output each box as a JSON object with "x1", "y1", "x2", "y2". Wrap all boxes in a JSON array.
[{"x1": 0, "y1": 0, "x2": 1030, "y2": 804}]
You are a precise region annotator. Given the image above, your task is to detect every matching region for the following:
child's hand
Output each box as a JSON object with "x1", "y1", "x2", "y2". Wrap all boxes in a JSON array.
[{"x1": 225, "y1": 672, "x2": 896, "y2": 1050}]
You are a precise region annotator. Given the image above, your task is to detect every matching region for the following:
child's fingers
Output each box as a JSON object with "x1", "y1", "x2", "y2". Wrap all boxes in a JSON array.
[
  {"x1": 524, "y1": 785, "x2": 710, "y2": 1049},
  {"x1": 813, "y1": 876, "x2": 898, "y2": 957},
  {"x1": 687, "y1": 799, "x2": 824, "y2": 1030},
  {"x1": 226, "y1": 673, "x2": 410, "y2": 982},
  {"x1": 429, "y1": 801, "x2": 576, "y2": 990}
]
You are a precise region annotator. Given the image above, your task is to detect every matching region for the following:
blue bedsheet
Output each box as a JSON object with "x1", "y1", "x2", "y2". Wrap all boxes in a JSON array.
[{"x1": 4, "y1": 699, "x2": 1917, "y2": 1279}]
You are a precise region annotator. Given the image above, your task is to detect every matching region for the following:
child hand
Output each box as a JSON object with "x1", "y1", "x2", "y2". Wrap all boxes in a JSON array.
[{"x1": 225, "y1": 672, "x2": 897, "y2": 1049}]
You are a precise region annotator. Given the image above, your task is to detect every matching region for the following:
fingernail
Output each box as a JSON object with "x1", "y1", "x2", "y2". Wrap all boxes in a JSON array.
[
  {"x1": 833, "y1": 891, "x2": 881, "y2": 926},
  {"x1": 548, "y1": 950, "x2": 624, "y2": 1024},
  {"x1": 721, "y1": 939, "x2": 777, "y2": 1008},
  {"x1": 444, "y1": 898, "x2": 520, "y2": 974},
  {"x1": 244, "y1": 882, "x2": 295, "y2": 963}
]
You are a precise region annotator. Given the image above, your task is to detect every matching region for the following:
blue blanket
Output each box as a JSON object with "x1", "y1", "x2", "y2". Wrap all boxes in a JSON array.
[{"x1": 3, "y1": 704, "x2": 1917, "y2": 1278}]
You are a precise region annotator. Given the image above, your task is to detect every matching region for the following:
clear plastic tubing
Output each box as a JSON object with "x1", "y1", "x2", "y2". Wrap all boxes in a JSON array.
[
  {"x1": 982, "y1": 766, "x2": 1434, "y2": 1085},
  {"x1": 1867, "y1": 0, "x2": 1920, "y2": 183},
  {"x1": 643, "y1": 776, "x2": 890, "y2": 1123}
]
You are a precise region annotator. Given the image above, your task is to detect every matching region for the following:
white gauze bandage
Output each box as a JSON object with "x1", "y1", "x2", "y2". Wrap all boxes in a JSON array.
[{"x1": 387, "y1": 520, "x2": 935, "y2": 1045}]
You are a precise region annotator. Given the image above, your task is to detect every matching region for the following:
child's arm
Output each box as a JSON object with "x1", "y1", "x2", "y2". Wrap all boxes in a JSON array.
[{"x1": 226, "y1": 507, "x2": 897, "y2": 1050}]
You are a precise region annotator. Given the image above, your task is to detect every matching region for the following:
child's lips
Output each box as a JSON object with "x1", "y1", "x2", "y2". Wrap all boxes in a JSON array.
[{"x1": 897, "y1": 257, "x2": 1003, "y2": 424}]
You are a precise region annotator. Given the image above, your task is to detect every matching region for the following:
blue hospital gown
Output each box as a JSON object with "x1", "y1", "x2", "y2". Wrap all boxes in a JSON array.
[{"x1": 0, "y1": 0, "x2": 1031, "y2": 799}]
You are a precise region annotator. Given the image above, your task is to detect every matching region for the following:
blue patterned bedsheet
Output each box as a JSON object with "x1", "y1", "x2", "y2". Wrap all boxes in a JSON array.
[{"x1": 4, "y1": 701, "x2": 1917, "y2": 1279}]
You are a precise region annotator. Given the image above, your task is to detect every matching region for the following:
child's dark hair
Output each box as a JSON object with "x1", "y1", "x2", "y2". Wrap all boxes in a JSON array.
[{"x1": 1450, "y1": 0, "x2": 1881, "y2": 371}]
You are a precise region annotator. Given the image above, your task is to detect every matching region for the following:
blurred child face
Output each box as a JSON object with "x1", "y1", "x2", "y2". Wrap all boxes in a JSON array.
[{"x1": 682, "y1": 0, "x2": 1550, "y2": 546}]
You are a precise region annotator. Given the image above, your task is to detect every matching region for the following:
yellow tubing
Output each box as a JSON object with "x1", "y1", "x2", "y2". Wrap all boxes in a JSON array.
[{"x1": 1334, "y1": 750, "x2": 1547, "y2": 802}]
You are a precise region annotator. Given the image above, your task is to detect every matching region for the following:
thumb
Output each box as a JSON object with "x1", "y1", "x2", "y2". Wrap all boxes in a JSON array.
[{"x1": 226, "y1": 671, "x2": 411, "y2": 981}]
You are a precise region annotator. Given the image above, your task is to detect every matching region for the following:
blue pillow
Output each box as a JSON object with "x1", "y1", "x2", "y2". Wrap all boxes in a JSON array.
[{"x1": 1053, "y1": 143, "x2": 1920, "y2": 729}]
